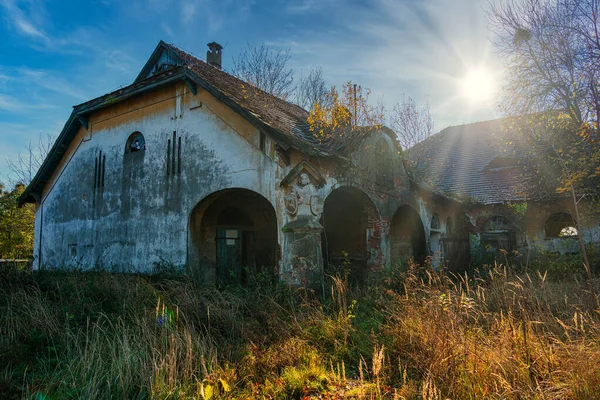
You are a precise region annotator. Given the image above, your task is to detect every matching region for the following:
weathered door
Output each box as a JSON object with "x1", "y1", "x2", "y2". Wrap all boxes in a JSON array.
[
  {"x1": 442, "y1": 236, "x2": 471, "y2": 272},
  {"x1": 216, "y1": 228, "x2": 243, "y2": 284}
]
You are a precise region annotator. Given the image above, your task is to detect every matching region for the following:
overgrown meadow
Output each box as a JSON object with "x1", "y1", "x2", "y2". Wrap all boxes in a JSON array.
[{"x1": 1, "y1": 261, "x2": 600, "y2": 399}]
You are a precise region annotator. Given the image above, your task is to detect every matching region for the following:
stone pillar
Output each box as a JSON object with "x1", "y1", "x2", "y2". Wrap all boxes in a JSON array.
[
  {"x1": 280, "y1": 172, "x2": 325, "y2": 288},
  {"x1": 281, "y1": 215, "x2": 324, "y2": 288}
]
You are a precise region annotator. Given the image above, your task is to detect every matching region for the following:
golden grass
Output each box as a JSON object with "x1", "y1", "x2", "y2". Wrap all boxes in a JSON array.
[{"x1": 0, "y1": 263, "x2": 599, "y2": 399}]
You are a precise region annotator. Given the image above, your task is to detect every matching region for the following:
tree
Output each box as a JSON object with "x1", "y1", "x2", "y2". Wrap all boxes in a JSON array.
[
  {"x1": 488, "y1": 0, "x2": 600, "y2": 284},
  {"x1": 231, "y1": 43, "x2": 295, "y2": 100},
  {"x1": 387, "y1": 95, "x2": 435, "y2": 182},
  {"x1": 6, "y1": 133, "x2": 54, "y2": 186},
  {"x1": 488, "y1": 0, "x2": 600, "y2": 192},
  {"x1": 0, "y1": 183, "x2": 35, "y2": 259},
  {"x1": 388, "y1": 94, "x2": 434, "y2": 151},
  {"x1": 295, "y1": 67, "x2": 330, "y2": 110},
  {"x1": 489, "y1": 0, "x2": 599, "y2": 125},
  {"x1": 307, "y1": 82, "x2": 385, "y2": 152}
]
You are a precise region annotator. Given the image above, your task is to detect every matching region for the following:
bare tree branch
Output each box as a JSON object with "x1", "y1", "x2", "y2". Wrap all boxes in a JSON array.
[
  {"x1": 6, "y1": 133, "x2": 54, "y2": 186},
  {"x1": 388, "y1": 94, "x2": 434, "y2": 151},
  {"x1": 230, "y1": 43, "x2": 295, "y2": 100},
  {"x1": 488, "y1": 0, "x2": 600, "y2": 274},
  {"x1": 295, "y1": 67, "x2": 331, "y2": 110}
]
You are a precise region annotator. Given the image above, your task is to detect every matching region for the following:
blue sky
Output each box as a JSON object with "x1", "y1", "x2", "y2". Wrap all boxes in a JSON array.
[{"x1": 0, "y1": 0, "x2": 504, "y2": 182}]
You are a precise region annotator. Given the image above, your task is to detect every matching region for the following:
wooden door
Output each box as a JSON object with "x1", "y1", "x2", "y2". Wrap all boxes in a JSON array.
[{"x1": 216, "y1": 228, "x2": 243, "y2": 284}]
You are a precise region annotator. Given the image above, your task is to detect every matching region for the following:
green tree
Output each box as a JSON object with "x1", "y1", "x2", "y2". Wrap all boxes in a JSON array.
[{"x1": 0, "y1": 183, "x2": 35, "y2": 259}]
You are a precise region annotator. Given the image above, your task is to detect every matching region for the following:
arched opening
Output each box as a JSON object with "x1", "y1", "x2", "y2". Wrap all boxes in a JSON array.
[
  {"x1": 430, "y1": 213, "x2": 442, "y2": 268},
  {"x1": 545, "y1": 212, "x2": 578, "y2": 238},
  {"x1": 390, "y1": 205, "x2": 427, "y2": 265},
  {"x1": 125, "y1": 132, "x2": 145, "y2": 154},
  {"x1": 188, "y1": 189, "x2": 278, "y2": 285},
  {"x1": 481, "y1": 216, "x2": 514, "y2": 253},
  {"x1": 321, "y1": 186, "x2": 379, "y2": 281}
]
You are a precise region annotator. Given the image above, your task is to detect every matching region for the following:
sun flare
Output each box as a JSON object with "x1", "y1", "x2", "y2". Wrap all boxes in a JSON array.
[{"x1": 460, "y1": 68, "x2": 497, "y2": 103}]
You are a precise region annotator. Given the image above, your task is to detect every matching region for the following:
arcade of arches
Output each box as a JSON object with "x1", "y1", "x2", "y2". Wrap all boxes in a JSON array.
[{"x1": 186, "y1": 183, "x2": 440, "y2": 285}]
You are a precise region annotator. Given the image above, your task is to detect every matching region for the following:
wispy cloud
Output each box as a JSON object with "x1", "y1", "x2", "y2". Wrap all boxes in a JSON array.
[
  {"x1": 0, "y1": 0, "x2": 504, "y2": 178},
  {"x1": 9, "y1": 67, "x2": 89, "y2": 101},
  {"x1": 286, "y1": 0, "x2": 316, "y2": 14},
  {"x1": 0, "y1": 0, "x2": 49, "y2": 42},
  {"x1": 181, "y1": 0, "x2": 199, "y2": 24},
  {"x1": 0, "y1": 94, "x2": 54, "y2": 112}
]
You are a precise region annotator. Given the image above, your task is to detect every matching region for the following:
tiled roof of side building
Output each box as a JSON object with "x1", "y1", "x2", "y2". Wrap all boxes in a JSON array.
[{"x1": 409, "y1": 118, "x2": 561, "y2": 204}]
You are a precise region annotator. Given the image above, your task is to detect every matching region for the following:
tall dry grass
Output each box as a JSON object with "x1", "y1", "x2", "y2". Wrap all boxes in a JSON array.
[{"x1": 0, "y1": 263, "x2": 599, "y2": 399}]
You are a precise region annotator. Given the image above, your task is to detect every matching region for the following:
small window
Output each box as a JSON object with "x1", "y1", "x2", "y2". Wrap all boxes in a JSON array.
[
  {"x1": 545, "y1": 213, "x2": 578, "y2": 238},
  {"x1": 431, "y1": 213, "x2": 440, "y2": 230},
  {"x1": 125, "y1": 132, "x2": 145, "y2": 154}
]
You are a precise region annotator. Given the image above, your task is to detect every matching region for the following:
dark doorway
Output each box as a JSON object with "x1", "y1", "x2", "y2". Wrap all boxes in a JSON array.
[
  {"x1": 390, "y1": 205, "x2": 427, "y2": 265},
  {"x1": 188, "y1": 189, "x2": 278, "y2": 284},
  {"x1": 321, "y1": 186, "x2": 379, "y2": 282}
]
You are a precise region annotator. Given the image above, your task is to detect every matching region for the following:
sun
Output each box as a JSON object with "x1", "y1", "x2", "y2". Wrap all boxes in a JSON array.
[{"x1": 460, "y1": 68, "x2": 497, "y2": 103}]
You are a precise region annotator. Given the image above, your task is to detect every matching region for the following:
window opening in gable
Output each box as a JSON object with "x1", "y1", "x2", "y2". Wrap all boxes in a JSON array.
[
  {"x1": 125, "y1": 132, "x2": 145, "y2": 154},
  {"x1": 545, "y1": 212, "x2": 578, "y2": 238}
]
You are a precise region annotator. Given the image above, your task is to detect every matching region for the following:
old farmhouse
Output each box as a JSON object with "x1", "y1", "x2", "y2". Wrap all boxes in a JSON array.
[{"x1": 19, "y1": 41, "x2": 600, "y2": 285}]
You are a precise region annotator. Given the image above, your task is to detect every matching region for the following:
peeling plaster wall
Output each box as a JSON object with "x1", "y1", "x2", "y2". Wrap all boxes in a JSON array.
[
  {"x1": 466, "y1": 199, "x2": 600, "y2": 261},
  {"x1": 35, "y1": 82, "x2": 282, "y2": 273}
]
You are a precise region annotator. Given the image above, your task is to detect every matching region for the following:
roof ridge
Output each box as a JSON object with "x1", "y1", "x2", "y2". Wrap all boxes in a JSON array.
[{"x1": 164, "y1": 42, "x2": 309, "y2": 116}]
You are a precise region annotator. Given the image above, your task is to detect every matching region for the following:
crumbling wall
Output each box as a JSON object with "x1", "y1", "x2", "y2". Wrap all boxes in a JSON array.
[
  {"x1": 35, "y1": 82, "x2": 283, "y2": 274},
  {"x1": 465, "y1": 199, "x2": 600, "y2": 264}
]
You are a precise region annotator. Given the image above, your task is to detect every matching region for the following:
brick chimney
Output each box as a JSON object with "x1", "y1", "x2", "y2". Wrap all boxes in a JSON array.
[{"x1": 206, "y1": 42, "x2": 223, "y2": 69}]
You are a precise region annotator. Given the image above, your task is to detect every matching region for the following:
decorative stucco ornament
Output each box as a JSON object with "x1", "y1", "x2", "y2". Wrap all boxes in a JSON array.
[
  {"x1": 285, "y1": 172, "x2": 321, "y2": 216},
  {"x1": 284, "y1": 194, "x2": 298, "y2": 215},
  {"x1": 310, "y1": 195, "x2": 324, "y2": 216}
]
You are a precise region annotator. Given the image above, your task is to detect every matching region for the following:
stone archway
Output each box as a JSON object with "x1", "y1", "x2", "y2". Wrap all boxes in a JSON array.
[
  {"x1": 188, "y1": 189, "x2": 278, "y2": 284},
  {"x1": 321, "y1": 186, "x2": 381, "y2": 281},
  {"x1": 390, "y1": 205, "x2": 427, "y2": 265}
]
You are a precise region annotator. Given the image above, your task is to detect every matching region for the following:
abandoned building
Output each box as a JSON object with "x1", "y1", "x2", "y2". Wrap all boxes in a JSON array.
[
  {"x1": 19, "y1": 41, "x2": 600, "y2": 285},
  {"x1": 411, "y1": 119, "x2": 600, "y2": 266}
]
